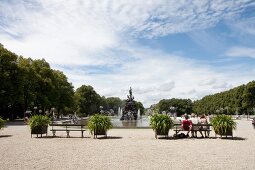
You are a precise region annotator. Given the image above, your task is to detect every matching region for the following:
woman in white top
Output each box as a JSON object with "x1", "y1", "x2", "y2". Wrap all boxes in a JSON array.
[
  {"x1": 190, "y1": 113, "x2": 203, "y2": 138},
  {"x1": 199, "y1": 114, "x2": 209, "y2": 138}
]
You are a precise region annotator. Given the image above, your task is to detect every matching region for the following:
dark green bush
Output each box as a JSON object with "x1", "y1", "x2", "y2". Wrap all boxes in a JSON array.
[
  {"x1": 150, "y1": 114, "x2": 173, "y2": 135},
  {"x1": 29, "y1": 115, "x2": 50, "y2": 130},
  {"x1": 211, "y1": 114, "x2": 237, "y2": 135},
  {"x1": 88, "y1": 114, "x2": 112, "y2": 135}
]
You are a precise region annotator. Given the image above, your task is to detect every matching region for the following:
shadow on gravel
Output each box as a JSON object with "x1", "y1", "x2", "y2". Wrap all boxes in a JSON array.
[
  {"x1": 157, "y1": 136, "x2": 218, "y2": 140},
  {"x1": 220, "y1": 137, "x2": 246, "y2": 141},
  {"x1": 33, "y1": 136, "x2": 91, "y2": 139},
  {"x1": 157, "y1": 136, "x2": 176, "y2": 140},
  {"x1": 97, "y1": 136, "x2": 122, "y2": 140},
  {"x1": 0, "y1": 135, "x2": 12, "y2": 138},
  {"x1": 5, "y1": 120, "x2": 26, "y2": 127}
]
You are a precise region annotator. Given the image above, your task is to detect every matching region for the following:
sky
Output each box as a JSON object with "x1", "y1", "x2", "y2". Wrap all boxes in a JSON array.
[{"x1": 1, "y1": 0, "x2": 255, "y2": 107}]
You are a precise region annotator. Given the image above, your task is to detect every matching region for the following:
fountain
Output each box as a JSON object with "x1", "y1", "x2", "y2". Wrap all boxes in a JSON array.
[
  {"x1": 117, "y1": 107, "x2": 123, "y2": 118},
  {"x1": 120, "y1": 87, "x2": 138, "y2": 120},
  {"x1": 137, "y1": 109, "x2": 141, "y2": 120}
]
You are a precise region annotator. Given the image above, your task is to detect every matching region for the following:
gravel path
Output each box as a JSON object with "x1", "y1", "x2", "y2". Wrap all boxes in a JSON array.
[{"x1": 0, "y1": 120, "x2": 255, "y2": 170}]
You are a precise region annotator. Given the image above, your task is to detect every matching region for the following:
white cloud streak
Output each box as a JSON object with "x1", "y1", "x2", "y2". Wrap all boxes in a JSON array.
[{"x1": 226, "y1": 46, "x2": 255, "y2": 58}]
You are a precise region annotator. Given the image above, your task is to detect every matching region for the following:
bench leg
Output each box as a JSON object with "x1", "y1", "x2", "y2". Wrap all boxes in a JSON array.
[
  {"x1": 81, "y1": 131, "x2": 84, "y2": 138},
  {"x1": 52, "y1": 130, "x2": 56, "y2": 137},
  {"x1": 67, "y1": 131, "x2": 70, "y2": 138}
]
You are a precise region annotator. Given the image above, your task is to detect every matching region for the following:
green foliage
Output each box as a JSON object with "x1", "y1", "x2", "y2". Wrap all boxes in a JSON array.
[
  {"x1": 150, "y1": 114, "x2": 173, "y2": 135},
  {"x1": 88, "y1": 114, "x2": 112, "y2": 135},
  {"x1": 75, "y1": 85, "x2": 101, "y2": 116},
  {"x1": 29, "y1": 115, "x2": 50, "y2": 130},
  {"x1": 135, "y1": 101, "x2": 145, "y2": 115},
  {"x1": 104, "y1": 97, "x2": 123, "y2": 114},
  {"x1": 242, "y1": 81, "x2": 255, "y2": 112},
  {"x1": 193, "y1": 81, "x2": 255, "y2": 115},
  {"x1": 0, "y1": 45, "x2": 74, "y2": 119},
  {"x1": 211, "y1": 114, "x2": 237, "y2": 135},
  {"x1": 0, "y1": 45, "x2": 23, "y2": 119},
  {"x1": 0, "y1": 117, "x2": 5, "y2": 129},
  {"x1": 157, "y1": 98, "x2": 193, "y2": 116}
]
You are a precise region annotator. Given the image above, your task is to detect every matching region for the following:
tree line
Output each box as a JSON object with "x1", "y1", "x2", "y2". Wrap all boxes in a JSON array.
[
  {"x1": 155, "y1": 98, "x2": 193, "y2": 116},
  {"x1": 0, "y1": 44, "x2": 144, "y2": 119},
  {"x1": 75, "y1": 85, "x2": 144, "y2": 117},
  {"x1": 154, "y1": 81, "x2": 255, "y2": 116},
  {"x1": 193, "y1": 81, "x2": 255, "y2": 115}
]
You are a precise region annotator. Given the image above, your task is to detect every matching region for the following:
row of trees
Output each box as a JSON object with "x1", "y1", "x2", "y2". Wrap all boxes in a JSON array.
[
  {"x1": 153, "y1": 81, "x2": 255, "y2": 116},
  {"x1": 0, "y1": 44, "x2": 74, "y2": 119},
  {"x1": 0, "y1": 44, "x2": 144, "y2": 119},
  {"x1": 75, "y1": 85, "x2": 145, "y2": 116},
  {"x1": 154, "y1": 98, "x2": 193, "y2": 116},
  {"x1": 193, "y1": 81, "x2": 255, "y2": 115}
]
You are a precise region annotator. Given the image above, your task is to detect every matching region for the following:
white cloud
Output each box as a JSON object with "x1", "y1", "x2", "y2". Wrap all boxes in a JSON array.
[
  {"x1": 199, "y1": 79, "x2": 216, "y2": 86},
  {"x1": 212, "y1": 83, "x2": 233, "y2": 90},
  {"x1": 60, "y1": 44, "x2": 253, "y2": 106},
  {"x1": 231, "y1": 16, "x2": 255, "y2": 36},
  {"x1": 226, "y1": 46, "x2": 255, "y2": 58},
  {"x1": 0, "y1": 0, "x2": 255, "y2": 107}
]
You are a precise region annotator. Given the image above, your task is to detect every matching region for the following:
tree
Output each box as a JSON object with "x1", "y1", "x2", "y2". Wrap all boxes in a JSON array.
[
  {"x1": 52, "y1": 70, "x2": 74, "y2": 114},
  {"x1": 0, "y1": 46, "x2": 23, "y2": 119},
  {"x1": 105, "y1": 97, "x2": 123, "y2": 114},
  {"x1": 0, "y1": 44, "x2": 74, "y2": 119},
  {"x1": 75, "y1": 85, "x2": 101, "y2": 116},
  {"x1": 242, "y1": 81, "x2": 255, "y2": 115},
  {"x1": 135, "y1": 101, "x2": 145, "y2": 115},
  {"x1": 157, "y1": 98, "x2": 193, "y2": 116}
]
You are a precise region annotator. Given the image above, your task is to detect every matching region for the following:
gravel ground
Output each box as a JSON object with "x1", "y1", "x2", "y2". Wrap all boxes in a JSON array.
[{"x1": 0, "y1": 119, "x2": 255, "y2": 170}]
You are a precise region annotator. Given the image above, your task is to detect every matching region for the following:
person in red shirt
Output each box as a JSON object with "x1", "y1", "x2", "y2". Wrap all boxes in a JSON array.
[{"x1": 181, "y1": 115, "x2": 192, "y2": 137}]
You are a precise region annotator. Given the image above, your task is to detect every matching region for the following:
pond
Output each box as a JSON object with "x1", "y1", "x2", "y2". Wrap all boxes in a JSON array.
[{"x1": 78, "y1": 116, "x2": 181, "y2": 128}]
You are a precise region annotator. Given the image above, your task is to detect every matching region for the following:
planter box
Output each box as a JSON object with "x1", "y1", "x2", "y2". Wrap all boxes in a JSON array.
[
  {"x1": 93, "y1": 129, "x2": 107, "y2": 138},
  {"x1": 155, "y1": 129, "x2": 169, "y2": 139},
  {"x1": 215, "y1": 129, "x2": 233, "y2": 138},
  {"x1": 31, "y1": 126, "x2": 48, "y2": 138}
]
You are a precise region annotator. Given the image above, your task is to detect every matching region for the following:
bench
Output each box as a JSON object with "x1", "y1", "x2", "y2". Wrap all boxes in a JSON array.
[
  {"x1": 173, "y1": 123, "x2": 212, "y2": 137},
  {"x1": 49, "y1": 124, "x2": 86, "y2": 138}
]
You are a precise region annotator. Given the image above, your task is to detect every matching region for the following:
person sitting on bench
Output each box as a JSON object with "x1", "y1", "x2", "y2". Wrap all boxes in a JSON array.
[
  {"x1": 199, "y1": 115, "x2": 209, "y2": 138},
  {"x1": 181, "y1": 115, "x2": 192, "y2": 137},
  {"x1": 190, "y1": 113, "x2": 204, "y2": 138}
]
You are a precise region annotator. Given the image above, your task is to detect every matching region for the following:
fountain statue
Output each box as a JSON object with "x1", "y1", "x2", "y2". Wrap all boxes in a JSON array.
[{"x1": 120, "y1": 87, "x2": 138, "y2": 120}]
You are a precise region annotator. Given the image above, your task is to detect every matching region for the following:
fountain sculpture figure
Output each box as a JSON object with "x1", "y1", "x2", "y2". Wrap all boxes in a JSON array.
[{"x1": 120, "y1": 87, "x2": 138, "y2": 120}]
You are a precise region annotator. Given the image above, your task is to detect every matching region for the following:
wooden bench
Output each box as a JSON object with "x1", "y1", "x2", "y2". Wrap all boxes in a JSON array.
[
  {"x1": 49, "y1": 124, "x2": 86, "y2": 138},
  {"x1": 173, "y1": 123, "x2": 212, "y2": 137}
]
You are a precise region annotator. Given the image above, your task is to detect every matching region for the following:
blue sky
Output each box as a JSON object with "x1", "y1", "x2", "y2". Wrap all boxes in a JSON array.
[{"x1": 1, "y1": 0, "x2": 255, "y2": 107}]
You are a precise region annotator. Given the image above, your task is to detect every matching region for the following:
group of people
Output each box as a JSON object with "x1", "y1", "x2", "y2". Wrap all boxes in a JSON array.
[{"x1": 181, "y1": 113, "x2": 210, "y2": 138}]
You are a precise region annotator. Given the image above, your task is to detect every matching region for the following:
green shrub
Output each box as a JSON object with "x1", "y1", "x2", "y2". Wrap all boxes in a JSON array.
[
  {"x1": 150, "y1": 114, "x2": 173, "y2": 135},
  {"x1": 29, "y1": 115, "x2": 50, "y2": 130},
  {"x1": 88, "y1": 114, "x2": 112, "y2": 135},
  {"x1": 0, "y1": 117, "x2": 5, "y2": 129},
  {"x1": 211, "y1": 114, "x2": 237, "y2": 135}
]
